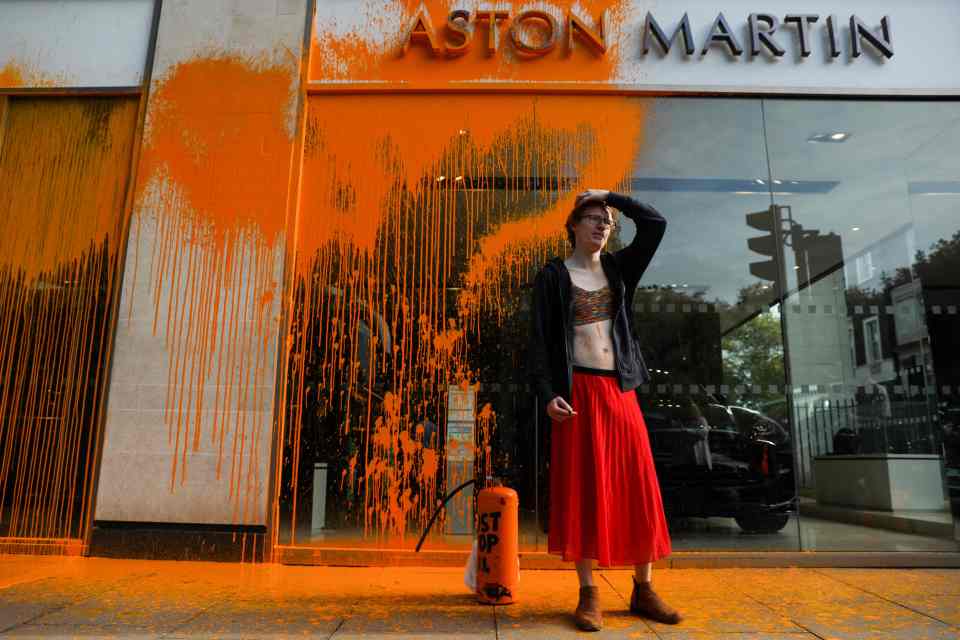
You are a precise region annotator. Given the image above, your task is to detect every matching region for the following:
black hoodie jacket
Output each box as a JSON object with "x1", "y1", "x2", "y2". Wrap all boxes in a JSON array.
[{"x1": 529, "y1": 192, "x2": 667, "y2": 408}]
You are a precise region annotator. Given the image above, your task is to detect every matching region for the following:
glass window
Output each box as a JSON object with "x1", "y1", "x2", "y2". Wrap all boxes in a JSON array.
[
  {"x1": 903, "y1": 105, "x2": 960, "y2": 545},
  {"x1": 278, "y1": 94, "x2": 959, "y2": 555},
  {"x1": 764, "y1": 99, "x2": 958, "y2": 551}
]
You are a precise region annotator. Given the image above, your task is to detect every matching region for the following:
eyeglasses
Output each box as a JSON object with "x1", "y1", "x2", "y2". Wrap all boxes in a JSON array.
[{"x1": 581, "y1": 214, "x2": 616, "y2": 229}]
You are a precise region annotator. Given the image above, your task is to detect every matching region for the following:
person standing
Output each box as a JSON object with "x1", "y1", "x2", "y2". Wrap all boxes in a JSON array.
[{"x1": 530, "y1": 189, "x2": 681, "y2": 631}]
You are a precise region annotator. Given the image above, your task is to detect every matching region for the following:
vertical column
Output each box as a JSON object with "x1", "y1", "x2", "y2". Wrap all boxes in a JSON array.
[{"x1": 95, "y1": 0, "x2": 309, "y2": 532}]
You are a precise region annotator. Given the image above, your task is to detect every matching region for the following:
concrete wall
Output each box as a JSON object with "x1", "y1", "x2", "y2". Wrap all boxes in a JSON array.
[
  {"x1": 0, "y1": 0, "x2": 155, "y2": 88},
  {"x1": 95, "y1": 0, "x2": 308, "y2": 526}
]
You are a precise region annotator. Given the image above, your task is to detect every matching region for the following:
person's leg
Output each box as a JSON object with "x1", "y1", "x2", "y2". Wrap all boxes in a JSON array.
[
  {"x1": 576, "y1": 559, "x2": 595, "y2": 586},
  {"x1": 630, "y1": 561, "x2": 681, "y2": 624},
  {"x1": 634, "y1": 562, "x2": 652, "y2": 583},
  {"x1": 573, "y1": 559, "x2": 602, "y2": 631}
]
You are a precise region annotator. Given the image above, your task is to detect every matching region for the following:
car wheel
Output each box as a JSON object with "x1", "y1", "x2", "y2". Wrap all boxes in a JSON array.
[{"x1": 735, "y1": 512, "x2": 790, "y2": 533}]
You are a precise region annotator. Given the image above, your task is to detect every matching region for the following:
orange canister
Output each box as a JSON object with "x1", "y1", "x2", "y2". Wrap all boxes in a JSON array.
[{"x1": 475, "y1": 483, "x2": 519, "y2": 605}]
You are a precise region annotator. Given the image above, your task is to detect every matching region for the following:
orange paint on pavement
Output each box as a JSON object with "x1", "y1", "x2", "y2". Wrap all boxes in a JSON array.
[{"x1": 2, "y1": 557, "x2": 949, "y2": 636}]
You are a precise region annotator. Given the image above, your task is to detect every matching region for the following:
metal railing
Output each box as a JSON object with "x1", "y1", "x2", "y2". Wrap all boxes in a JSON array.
[{"x1": 793, "y1": 396, "x2": 942, "y2": 489}]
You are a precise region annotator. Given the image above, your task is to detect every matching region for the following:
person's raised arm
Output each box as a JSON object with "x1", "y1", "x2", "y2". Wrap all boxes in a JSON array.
[{"x1": 607, "y1": 192, "x2": 666, "y2": 291}]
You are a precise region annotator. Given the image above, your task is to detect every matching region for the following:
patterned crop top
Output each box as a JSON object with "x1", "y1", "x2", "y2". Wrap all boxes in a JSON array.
[{"x1": 572, "y1": 284, "x2": 614, "y2": 326}]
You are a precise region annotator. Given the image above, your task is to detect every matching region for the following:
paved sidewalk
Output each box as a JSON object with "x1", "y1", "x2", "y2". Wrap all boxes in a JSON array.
[{"x1": 1, "y1": 555, "x2": 959, "y2": 638}]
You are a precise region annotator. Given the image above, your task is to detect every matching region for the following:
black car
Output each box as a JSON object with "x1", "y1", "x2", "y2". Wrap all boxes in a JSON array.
[{"x1": 641, "y1": 398, "x2": 796, "y2": 533}]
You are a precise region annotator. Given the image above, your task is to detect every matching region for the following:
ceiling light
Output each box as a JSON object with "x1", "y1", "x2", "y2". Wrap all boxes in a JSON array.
[
  {"x1": 852, "y1": 226, "x2": 861, "y2": 231},
  {"x1": 436, "y1": 176, "x2": 446, "y2": 182},
  {"x1": 455, "y1": 176, "x2": 464, "y2": 182},
  {"x1": 808, "y1": 132, "x2": 850, "y2": 143},
  {"x1": 458, "y1": 129, "x2": 468, "y2": 135},
  {"x1": 754, "y1": 179, "x2": 765, "y2": 185},
  {"x1": 773, "y1": 179, "x2": 782, "y2": 185}
]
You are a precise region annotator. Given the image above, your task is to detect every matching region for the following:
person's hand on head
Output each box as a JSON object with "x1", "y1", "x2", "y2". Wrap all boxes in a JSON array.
[
  {"x1": 575, "y1": 189, "x2": 610, "y2": 206},
  {"x1": 547, "y1": 396, "x2": 577, "y2": 422}
]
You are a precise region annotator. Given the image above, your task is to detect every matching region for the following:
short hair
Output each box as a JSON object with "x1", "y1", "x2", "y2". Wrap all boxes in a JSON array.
[{"x1": 564, "y1": 201, "x2": 615, "y2": 248}]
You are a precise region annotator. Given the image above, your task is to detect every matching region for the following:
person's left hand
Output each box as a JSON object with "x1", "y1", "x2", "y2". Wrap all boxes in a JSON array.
[{"x1": 575, "y1": 189, "x2": 609, "y2": 206}]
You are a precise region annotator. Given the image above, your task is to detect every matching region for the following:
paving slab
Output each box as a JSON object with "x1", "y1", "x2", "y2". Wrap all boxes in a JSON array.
[
  {"x1": 764, "y1": 597, "x2": 956, "y2": 639},
  {"x1": 0, "y1": 567, "x2": 162, "y2": 636},
  {"x1": 0, "y1": 558, "x2": 73, "y2": 592},
  {"x1": 895, "y1": 594, "x2": 960, "y2": 627},
  {"x1": 721, "y1": 568, "x2": 879, "y2": 603},
  {"x1": 820, "y1": 568, "x2": 960, "y2": 598},
  {"x1": 162, "y1": 607, "x2": 341, "y2": 638},
  {"x1": 650, "y1": 597, "x2": 803, "y2": 635},
  {"x1": 601, "y1": 570, "x2": 806, "y2": 635},
  {"x1": 0, "y1": 604, "x2": 54, "y2": 636}
]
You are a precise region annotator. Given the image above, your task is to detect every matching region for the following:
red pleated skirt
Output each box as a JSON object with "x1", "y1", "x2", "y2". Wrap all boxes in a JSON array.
[{"x1": 549, "y1": 367, "x2": 672, "y2": 567}]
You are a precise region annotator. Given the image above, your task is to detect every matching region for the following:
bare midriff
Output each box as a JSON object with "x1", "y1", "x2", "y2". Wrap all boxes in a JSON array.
[
  {"x1": 572, "y1": 317, "x2": 616, "y2": 370},
  {"x1": 565, "y1": 257, "x2": 617, "y2": 371}
]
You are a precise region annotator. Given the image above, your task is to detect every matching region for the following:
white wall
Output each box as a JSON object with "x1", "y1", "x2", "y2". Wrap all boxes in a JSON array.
[
  {"x1": 313, "y1": 0, "x2": 960, "y2": 94},
  {"x1": 0, "y1": 0, "x2": 155, "y2": 88}
]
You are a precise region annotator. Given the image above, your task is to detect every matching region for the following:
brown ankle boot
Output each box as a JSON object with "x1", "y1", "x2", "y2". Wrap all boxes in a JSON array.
[
  {"x1": 574, "y1": 585, "x2": 603, "y2": 631},
  {"x1": 630, "y1": 578, "x2": 682, "y2": 624}
]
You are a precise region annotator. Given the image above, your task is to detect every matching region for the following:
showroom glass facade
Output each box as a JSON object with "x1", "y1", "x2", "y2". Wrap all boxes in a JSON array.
[
  {"x1": 275, "y1": 94, "x2": 960, "y2": 554},
  {"x1": 2, "y1": 0, "x2": 957, "y2": 564}
]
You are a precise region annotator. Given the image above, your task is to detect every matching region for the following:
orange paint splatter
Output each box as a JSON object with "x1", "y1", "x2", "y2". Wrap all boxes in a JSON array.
[
  {"x1": 0, "y1": 62, "x2": 25, "y2": 87},
  {"x1": 133, "y1": 55, "x2": 298, "y2": 523},
  {"x1": 0, "y1": 96, "x2": 139, "y2": 542},
  {"x1": 310, "y1": 0, "x2": 631, "y2": 85},
  {"x1": 476, "y1": 403, "x2": 495, "y2": 481},
  {"x1": 280, "y1": 93, "x2": 644, "y2": 546},
  {"x1": 0, "y1": 60, "x2": 61, "y2": 88}
]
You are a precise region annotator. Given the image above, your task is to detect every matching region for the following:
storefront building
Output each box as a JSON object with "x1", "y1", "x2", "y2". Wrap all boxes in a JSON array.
[{"x1": 1, "y1": 0, "x2": 958, "y2": 565}]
